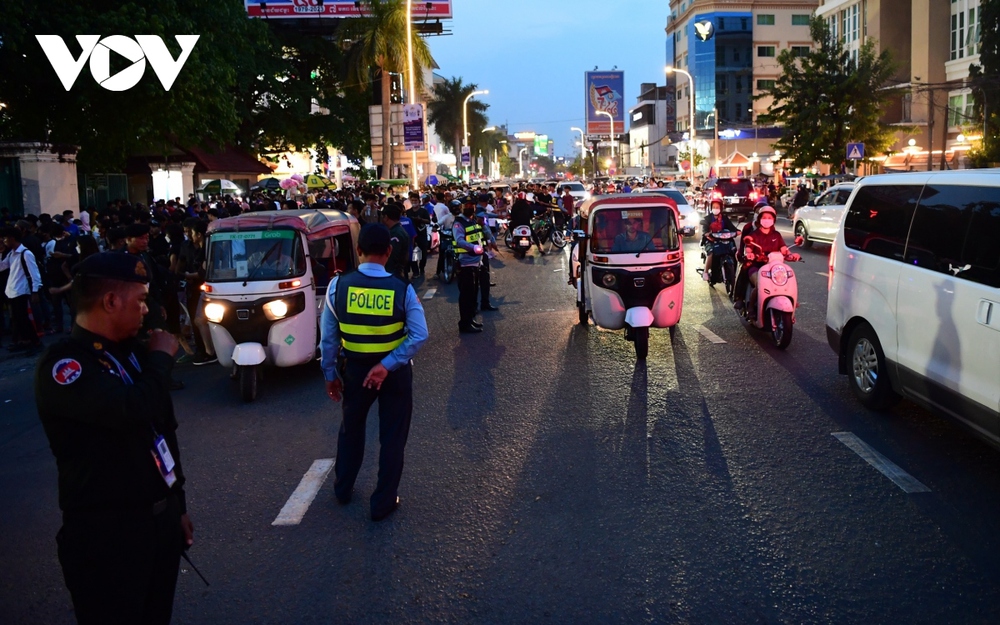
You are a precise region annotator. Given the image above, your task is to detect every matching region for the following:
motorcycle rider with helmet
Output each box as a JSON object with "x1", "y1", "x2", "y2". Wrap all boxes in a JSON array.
[
  {"x1": 733, "y1": 203, "x2": 800, "y2": 316},
  {"x1": 509, "y1": 191, "x2": 545, "y2": 255},
  {"x1": 701, "y1": 199, "x2": 738, "y2": 282}
]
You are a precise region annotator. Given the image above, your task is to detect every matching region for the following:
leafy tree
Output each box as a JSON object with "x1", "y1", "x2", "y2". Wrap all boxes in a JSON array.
[
  {"x1": 0, "y1": 0, "x2": 279, "y2": 170},
  {"x1": 675, "y1": 145, "x2": 705, "y2": 170},
  {"x1": 426, "y1": 77, "x2": 489, "y2": 160},
  {"x1": 756, "y1": 17, "x2": 898, "y2": 168},
  {"x1": 344, "y1": 0, "x2": 433, "y2": 176},
  {"x1": 969, "y1": 0, "x2": 1000, "y2": 166}
]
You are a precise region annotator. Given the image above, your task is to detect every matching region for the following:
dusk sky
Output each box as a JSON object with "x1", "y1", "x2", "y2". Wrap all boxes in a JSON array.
[{"x1": 429, "y1": 1, "x2": 673, "y2": 159}]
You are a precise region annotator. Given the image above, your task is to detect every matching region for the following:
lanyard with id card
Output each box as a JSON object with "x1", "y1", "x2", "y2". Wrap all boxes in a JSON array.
[{"x1": 104, "y1": 349, "x2": 179, "y2": 488}]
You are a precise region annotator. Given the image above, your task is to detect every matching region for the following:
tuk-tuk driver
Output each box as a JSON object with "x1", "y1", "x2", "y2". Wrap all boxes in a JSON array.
[{"x1": 612, "y1": 216, "x2": 652, "y2": 253}]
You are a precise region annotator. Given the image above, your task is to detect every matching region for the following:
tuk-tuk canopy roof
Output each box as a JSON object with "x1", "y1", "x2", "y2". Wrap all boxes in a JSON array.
[
  {"x1": 206, "y1": 209, "x2": 358, "y2": 241},
  {"x1": 578, "y1": 193, "x2": 678, "y2": 221}
]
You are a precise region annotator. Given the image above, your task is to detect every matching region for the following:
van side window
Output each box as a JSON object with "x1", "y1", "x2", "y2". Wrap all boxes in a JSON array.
[
  {"x1": 836, "y1": 189, "x2": 852, "y2": 204},
  {"x1": 905, "y1": 185, "x2": 978, "y2": 274},
  {"x1": 962, "y1": 194, "x2": 1000, "y2": 287},
  {"x1": 843, "y1": 184, "x2": 921, "y2": 261}
]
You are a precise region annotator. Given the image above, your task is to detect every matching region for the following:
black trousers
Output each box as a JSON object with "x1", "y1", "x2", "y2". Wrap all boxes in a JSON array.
[
  {"x1": 334, "y1": 362, "x2": 413, "y2": 517},
  {"x1": 57, "y1": 497, "x2": 183, "y2": 625},
  {"x1": 457, "y1": 265, "x2": 480, "y2": 328},
  {"x1": 479, "y1": 254, "x2": 491, "y2": 306},
  {"x1": 9, "y1": 294, "x2": 39, "y2": 345}
]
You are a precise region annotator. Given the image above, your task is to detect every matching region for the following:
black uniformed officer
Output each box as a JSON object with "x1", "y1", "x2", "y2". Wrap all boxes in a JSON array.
[
  {"x1": 35, "y1": 252, "x2": 193, "y2": 625},
  {"x1": 319, "y1": 224, "x2": 429, "y2": 521}
]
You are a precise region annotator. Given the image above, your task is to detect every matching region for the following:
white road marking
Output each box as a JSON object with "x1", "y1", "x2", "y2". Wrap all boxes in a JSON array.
[
  {"x1": 272, "y1": 458, "x2": 335, "y2": 526},
  {"x1": 422, "y1": 288, "x2": 437, "y2": 300},
  {"x1": 553, "y1": 268, "x2": 563, "y2": 272},
  {"x1": 696, "y1": 325, "x2": 727, "y2": 344},
  {"x1": 832, "y1": 432, "x2": 930, "y2": 494},
  {"x1": 816, "y1": 272, "x2": 830, "y2": 277}
]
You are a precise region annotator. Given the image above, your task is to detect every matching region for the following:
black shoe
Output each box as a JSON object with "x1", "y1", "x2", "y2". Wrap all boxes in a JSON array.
[
  {"x1": 335, "y1": 491, "x2": 352, "y2": 505},
  {"x1": 459, "y1": 325, "x2": 483, "y2": 334},
  {"x1": 192, "y1": 353, "x2": 218, "y2": 366},
  {"x1": 733, "y1": 300, "x2": 745, "y2": 311},
  {"x1": 372, "y1": 497, "x2": 400, "y2": 522},
  {"x1": 470, "y1": 320, "x2": 483, "y2": 329},
  {"x1": 480, "y1": 304, "x2": 499, "y2": 311}
]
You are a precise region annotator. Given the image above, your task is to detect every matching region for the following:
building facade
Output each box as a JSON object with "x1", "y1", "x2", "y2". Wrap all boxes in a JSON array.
[
  {"x1": 667, "y1": 0, "x2": 820, "y2": 175},
  {"x1": 628, "y1": 83, "x2": 678, "y2": 174},
  {"x1": 816, "y1": 0, "x2": 976, "y2": 169}
]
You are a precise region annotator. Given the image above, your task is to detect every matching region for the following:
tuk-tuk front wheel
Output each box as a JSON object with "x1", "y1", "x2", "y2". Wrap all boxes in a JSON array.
[
  {"x1": 239, "y1": 364, "x2": 259, "y2": 402},
  {"x1": 634, "y1": 327, "x2": 649, "y2": 360}
]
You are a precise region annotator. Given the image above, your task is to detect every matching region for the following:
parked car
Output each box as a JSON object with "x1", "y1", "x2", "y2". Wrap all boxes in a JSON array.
[
  {"x1": 556, "y1": 181, "x2": 590, "y2": 205},
  {"x1": 793, "y1": 182, "x2": 855, "y2": 247},
  {"x1": 639, "y1": 187, "x2": 699, "y2": 236},
  {"x1": 826, "y1": 170, "x2": 1000, "y2": 448},
  {"x1": 703, "y1": 177, "x2": 760, "y2": 217}
]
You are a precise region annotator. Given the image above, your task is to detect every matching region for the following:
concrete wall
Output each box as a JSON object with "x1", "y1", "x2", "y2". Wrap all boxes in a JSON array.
[{"x1": 0, "y1": 143, "x2": 80, "y2": 217}]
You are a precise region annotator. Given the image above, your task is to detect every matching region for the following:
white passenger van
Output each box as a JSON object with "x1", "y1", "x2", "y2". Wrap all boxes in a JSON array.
[{"x1": 826, "y1": 170, "x2": 1000, "y2": 446}]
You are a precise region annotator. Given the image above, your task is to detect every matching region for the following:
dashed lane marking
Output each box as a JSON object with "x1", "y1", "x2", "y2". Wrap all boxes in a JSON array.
[
  {"x1": 272, "y1": 458, "x2": 335, "y2": 526},
  {"x1": 832, "y1": 432, "x2": 931, "y2": 494},
  {"x1": 816, "y1": 272, "x2": 830, "y2": 277},
  {"x1": 696, "y1": 325, "x2": 727, "y2": 344},
  {"x1": 422, "y1": 288, "x2": 437, "y2": 300}
]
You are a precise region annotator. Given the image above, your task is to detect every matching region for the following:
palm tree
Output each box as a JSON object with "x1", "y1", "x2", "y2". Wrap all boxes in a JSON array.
[
  {"x1": 345, "y1": 0, "x2": 434, "y2": 177},
  {"x1": 427, "y1": 77, "x2": 489, "y2": 162}
]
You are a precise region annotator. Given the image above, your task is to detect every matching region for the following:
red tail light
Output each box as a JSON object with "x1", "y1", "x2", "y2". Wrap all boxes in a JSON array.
[
  {"x1": 711, "y1": 190, "x2": 722, "y2": 200},
  {"x1": 749, "y1": 191, "x2": 759, "y2": 201},
  {"x1": 828, "y1": 244, "x2": 836, "y2": 291}
]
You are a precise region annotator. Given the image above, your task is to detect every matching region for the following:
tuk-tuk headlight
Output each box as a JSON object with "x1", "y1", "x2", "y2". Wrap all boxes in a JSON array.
[
  {"x1": 660, "y1": 269, "x2": 678, "y2": 286},
  {"x1": 263, "y1": 299, "x2": 289, "y2": 320},
  {"x1": 601, "y1": 272, "x2": 618, "y2": 289},
  {"x1": 204, "y1": 302, "x2": 225, "y2": 324}
]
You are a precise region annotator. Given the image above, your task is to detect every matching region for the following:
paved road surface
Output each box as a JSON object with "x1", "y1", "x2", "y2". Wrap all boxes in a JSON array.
[{"x1": 3, "y1": 221, "x2": 1000, "y2": 623}]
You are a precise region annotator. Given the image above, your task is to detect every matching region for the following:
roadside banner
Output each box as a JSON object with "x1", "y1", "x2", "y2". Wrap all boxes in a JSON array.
[
  {"x1": 461, "y1": 146, "x2": 471, "y2": 167},
  {"x1": 585, "y1": 71, "x2": 625, "y2": 136},
  {"x1": 246, "y1": 0, "x2": 452, "y2": 19},
  {"x1": 403, "y1": 103, "x2": 425, "y2": 152}
]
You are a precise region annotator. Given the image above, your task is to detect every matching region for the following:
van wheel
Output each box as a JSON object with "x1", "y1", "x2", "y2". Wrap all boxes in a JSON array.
[
  {"x1": 847, "y1": 325, "x2": 898, "y2": 411},
  {"x1": 239, "y1": 365, "x2": 259, "y2": 402},
  {"x1": 795, "y1": 223, "x2": 813, "y2": 248}
]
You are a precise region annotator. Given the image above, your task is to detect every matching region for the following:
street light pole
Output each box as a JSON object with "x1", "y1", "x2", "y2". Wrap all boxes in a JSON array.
[
  {"x1": 571, "y1": 126, "x2": 586, "y2": 179},
  {"x1": 518, "y1": 146, "x2": 528, "y2": 178},
  {"x1": 405, "y1": 0, "x2": 418, "y2": 191},
  {"x1": 596, "y1": 110, "x2": 615, "y2": 173},
  {"x1": 666, "y1": 66, "x2": 696, "y2": 186},
  {"x1": 463, "y1": 89, "x2": 489, "y2": 182}
]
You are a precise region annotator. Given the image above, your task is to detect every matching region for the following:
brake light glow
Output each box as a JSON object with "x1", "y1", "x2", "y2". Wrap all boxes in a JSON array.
[
  {"x1": 749, "y1": 191, "x2": 759, "y2": 201},
  {"x1": 828, "y1": 244, "x2": 836, "y2": 291},
  {"x1": 279, "y1": 280, "x2": 302, "y2": 289},
  {"x1": 711, "y1": 191, "x2": 722, "y2": 200},
  {"x1": 200, "y1": 284, "x2": 213, "y2": 293}
]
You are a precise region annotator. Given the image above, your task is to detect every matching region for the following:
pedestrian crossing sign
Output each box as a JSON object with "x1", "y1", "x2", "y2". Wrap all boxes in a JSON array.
[{"x1": 847, "y1": 143, "x2": 864, "y2": 160}]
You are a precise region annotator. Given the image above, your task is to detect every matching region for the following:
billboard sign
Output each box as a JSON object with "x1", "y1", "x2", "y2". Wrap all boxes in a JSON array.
[
  {"x1": 460, "y1": 146, "x2": 471, "y2": 167},
  {"x1": 246, "y1": 1, "x2": 453, "y2": 19},
  {"x1": 534, "y1": 134, "x2": 549, "y2": 156},
  {"x1": 585, "y1": 71, "x2": 625, "y2": 136},
  {"x1": 403, "y1": 103, "x2": 425, "y2": 152}
]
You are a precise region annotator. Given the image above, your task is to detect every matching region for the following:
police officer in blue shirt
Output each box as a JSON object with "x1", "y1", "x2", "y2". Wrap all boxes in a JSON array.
[{"x1": 320, "y1": 224, "x2": 429, "y2": 521}]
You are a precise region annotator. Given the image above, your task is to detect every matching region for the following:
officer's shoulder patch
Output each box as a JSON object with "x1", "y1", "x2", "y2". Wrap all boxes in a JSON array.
[{"x1": 52, "y1": 358, "x2": 83, "y2": 386}]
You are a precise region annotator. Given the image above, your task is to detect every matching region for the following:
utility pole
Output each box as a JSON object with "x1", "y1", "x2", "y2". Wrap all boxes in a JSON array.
[
  {"x1": 927, "y1": 88, "x2": 934, "y2": 172},
  {"x1": 941, "y1": 101, "x2": 949, "y2": 171}
]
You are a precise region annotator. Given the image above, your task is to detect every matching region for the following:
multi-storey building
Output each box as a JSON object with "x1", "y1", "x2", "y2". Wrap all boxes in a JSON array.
[
  {"x1": 628, "y1": 83, "x2": 677, "y2": 174},
  {"x1": 666, "y1": 0, "x2": 820, "y2": 173}
]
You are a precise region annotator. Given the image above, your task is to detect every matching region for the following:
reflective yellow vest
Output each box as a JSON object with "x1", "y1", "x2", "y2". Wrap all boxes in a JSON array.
[
  {"x1": 453, "y1": 217, "x2": 484, "y2": 254},
  {"x1": 333, "y1": 271, "x2": 408, "y2": 365}
]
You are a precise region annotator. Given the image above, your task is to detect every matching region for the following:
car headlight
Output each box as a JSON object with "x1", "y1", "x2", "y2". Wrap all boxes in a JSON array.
[
  {"x1": 204, "y1": 302, "x2": 225, "y2": 324},
  {"x1": 263, "y1": 299, "x2": 289, "y2": 320}
]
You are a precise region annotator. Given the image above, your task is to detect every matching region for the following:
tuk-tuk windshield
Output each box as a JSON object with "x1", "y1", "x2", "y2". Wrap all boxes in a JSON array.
[
  {"x1": 591, "y1": 206, "x2": 679, "y2": 254},
  {"x1": 206, "y1": 229, "x2": 306, "y2": 282}
]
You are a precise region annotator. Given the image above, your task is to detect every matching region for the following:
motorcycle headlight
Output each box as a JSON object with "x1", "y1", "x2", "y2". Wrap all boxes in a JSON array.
[
  {"x1": 263, "y1": 299, "x2": 290, "y2": 320},
  {"x1": 204, "y1": 302, "x2": 225, "y2": 324},
  {"x1": 770, "y1": 265, "x2": 789, "y2": 286},
  {"x1": 601, "y1": 272, "x2": 617, "y2": 288}
]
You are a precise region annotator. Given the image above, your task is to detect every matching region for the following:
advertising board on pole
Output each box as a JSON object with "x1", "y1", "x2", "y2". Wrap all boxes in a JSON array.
[
  {"x1": 460, "y1": 146, "x2": 471, "y2": 167},
  {"x1": 403, "y1": 103, "x2": 425, "y2": 152},
  {"x1": 246, "y1": 0, "x2": 453, "y2": 19},
  {"x1": 533, "y1": 135, "x2": 549, "y2": 156},
  {"x1": 585, "y1": 71, "x2": 625, "y2": 136}
]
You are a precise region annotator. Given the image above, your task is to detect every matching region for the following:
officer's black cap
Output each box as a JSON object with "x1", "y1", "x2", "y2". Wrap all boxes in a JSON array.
[
  {"x1": 73, "y1": 252, "x2": 150, "y2": 284},
  {"x1": 124, "y1": 223, "x2": 150, "y2": 238},
  {"x1": 462, "y1": 195, "x2": 476, "y2": 205},
  {"x1": 477, "y1": 193, "x2": 490, "y2": 203},
  {"x1": 357, "y1": 223, "x2": 392, "y2": 255}
]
